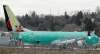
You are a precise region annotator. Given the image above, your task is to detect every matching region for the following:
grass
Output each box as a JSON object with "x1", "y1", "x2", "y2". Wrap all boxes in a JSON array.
[{"x1": 0, "y1": 47, "x2": 100, "y2": 54}]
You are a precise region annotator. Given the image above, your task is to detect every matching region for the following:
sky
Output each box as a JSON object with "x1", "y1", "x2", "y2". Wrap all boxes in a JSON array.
[{"x1": 0, "y1": 0, "x2": 100, "y2": 17}]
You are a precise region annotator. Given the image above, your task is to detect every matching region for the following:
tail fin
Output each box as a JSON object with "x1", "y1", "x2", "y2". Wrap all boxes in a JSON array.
[{"x1": 3, "y1": 5, "x2": 20, "y2": 31}]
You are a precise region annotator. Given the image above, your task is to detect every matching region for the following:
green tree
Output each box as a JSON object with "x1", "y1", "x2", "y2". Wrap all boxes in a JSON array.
[
  {"x1": 75, "y1": 11, "x2": 83, "y2": 26},
  {"x1": 0, "y1": 20, "x2": 4, "y2": 27}
]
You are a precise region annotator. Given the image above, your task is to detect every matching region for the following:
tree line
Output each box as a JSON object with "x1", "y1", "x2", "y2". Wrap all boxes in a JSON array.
[
  {"x1": 17, "y1": 11, "x2": 99, "y2": 31},
  {"x1": 1, "y1": 7, "x2": 100, "y2": 31}
]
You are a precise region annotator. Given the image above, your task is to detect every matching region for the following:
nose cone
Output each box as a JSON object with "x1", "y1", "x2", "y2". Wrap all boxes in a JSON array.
[{"x1": 85, "y1": 36, "x2": 99, "y2": 46}]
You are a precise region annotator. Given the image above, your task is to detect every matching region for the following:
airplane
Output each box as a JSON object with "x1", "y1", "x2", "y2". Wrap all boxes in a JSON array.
[{"x1": 2, "y1": 5, "x2": 100, "y2": 47}]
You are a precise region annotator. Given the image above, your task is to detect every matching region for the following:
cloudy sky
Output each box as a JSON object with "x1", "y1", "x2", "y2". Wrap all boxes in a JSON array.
[{"x1": 0, "y1": 0, "x2": 100, "y2": 17}]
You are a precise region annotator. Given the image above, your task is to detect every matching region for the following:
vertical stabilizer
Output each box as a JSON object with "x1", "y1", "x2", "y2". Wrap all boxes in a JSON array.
[{"x1": 3, "y1": 5, "x2": 20, "y2": 31}]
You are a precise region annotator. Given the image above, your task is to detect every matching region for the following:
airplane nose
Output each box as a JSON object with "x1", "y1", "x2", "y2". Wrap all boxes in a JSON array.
[{"x1": 85, "y1": 36, "x2": 99, "y2": 45}]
